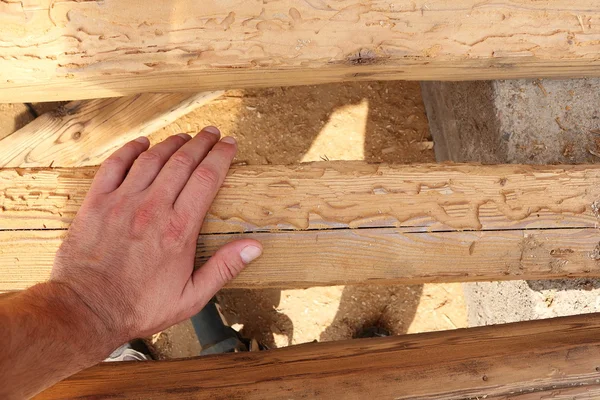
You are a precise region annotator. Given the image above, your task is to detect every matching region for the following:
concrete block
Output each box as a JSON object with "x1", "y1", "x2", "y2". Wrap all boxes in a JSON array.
[
  {"x1": 421, "y1": 79, "x2": 600, "y2": 327},
  {"x1": 422, "y1": 79, "x2": 600, "y2": 164}
]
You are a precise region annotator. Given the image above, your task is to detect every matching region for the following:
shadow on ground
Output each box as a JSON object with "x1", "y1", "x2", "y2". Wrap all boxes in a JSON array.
[
  {"x1": 8, "y1": 80, "x2": 435, "y2": 355},
  {"x1": 209, "y1": 81, "x2": 434, "y2": 346}
]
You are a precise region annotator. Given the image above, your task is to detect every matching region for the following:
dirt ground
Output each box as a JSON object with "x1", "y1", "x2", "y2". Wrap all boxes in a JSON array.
[
  {"x1": 144, "y1": 81, "x2": 467, "y2": 358},
  {"x1": 0, "y1": 103, "x2": 35, "y2": 140}
]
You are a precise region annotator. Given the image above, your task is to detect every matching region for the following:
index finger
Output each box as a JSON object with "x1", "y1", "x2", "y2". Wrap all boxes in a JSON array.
[{"x1": 173, "y1": 136, "x2": 237, "y2": 231}]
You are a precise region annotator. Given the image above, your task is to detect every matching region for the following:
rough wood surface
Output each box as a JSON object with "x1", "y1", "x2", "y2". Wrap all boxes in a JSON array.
[
  {"x1": 3, "y1": 1, "x2": 600, "y2": 101},
  {"x1": 3, "y1": 227, "x2": 600, "y2": 291},
  {"x1": 0, "y1": 91, "x2": 221, "y2": 167},
  {"x1": 38, "y1": 313, "x2": 600, "y2": 399},
  {"x1": 3, "y1": 162, "x2": 600, "y2": 290},
  {"x1": 2, "y1": 162, "x2": 599, "y2": 232}
]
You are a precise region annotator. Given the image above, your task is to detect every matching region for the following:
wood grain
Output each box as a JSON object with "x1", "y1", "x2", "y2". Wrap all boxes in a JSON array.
[
  {"x1": 3, "y1": 1, "x2": 600, "y2": 101},
  {"x1": 2, "y1": 162, "x2": 599, "y2": 232},
  {"x1": 38, "y1": 313, "x2": 600, "y2": 399},
  {"x1": 0, "y1": 92, "x2": 221, "y2": 167},
  {"x1": 3, "y1": 162, "x2": 600, "y2": 290},
  {"x1": 3, "y1": 227, "x2": 600, "y2": 291}
]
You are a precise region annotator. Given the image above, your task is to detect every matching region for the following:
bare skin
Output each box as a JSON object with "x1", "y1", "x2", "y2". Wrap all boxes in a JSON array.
[{"x1": 0, "y1": 127, "x2": 262, "y2": 399}]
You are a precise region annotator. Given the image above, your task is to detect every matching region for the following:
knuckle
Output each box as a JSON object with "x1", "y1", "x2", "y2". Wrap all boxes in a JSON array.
[
  {"x1": 162, "y1": 214, "x2": 189, "y2": 244},
  {"x1": 191, "y1": 166, "x2": 220, "y2": 191},
  {"x1": 106, "y1": 192, "x2": 130, "y2": 216},
  {"x1": 197, "y1": 132, "x2": 217, "y2": 146},
  {"x1": 129, "y1": 199, "x2": 161, "y2": 236},
  {"x1": 169, "y1": 151, "x2": 195, "y2": 169},
  {"x1": 123, "y1": 141, "x2": 140, "y2": 151},
  {"x1": 102, "y1": 155, "x2": 125, "y2": 169},
  {"x1": 215, "y1": 257, "x2": 241, "y2": 282},
  {"x1": 82, "y1": 192, "x2": 105, "y2": 209},
  {"x1": 213, "y1": 143, "x2": 235, "y2": 157},
  {"x1": 137, "y1": 150, "x2": 162, "y2": 163}
]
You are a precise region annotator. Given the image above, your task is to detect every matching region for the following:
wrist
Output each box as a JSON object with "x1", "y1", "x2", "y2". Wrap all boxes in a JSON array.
[
  {"x1": 0, "y1": 282, "x2": 125, "y2": 399},
  {"x1": 17, "y1": 282, "x2": 121, "y2": 364}
]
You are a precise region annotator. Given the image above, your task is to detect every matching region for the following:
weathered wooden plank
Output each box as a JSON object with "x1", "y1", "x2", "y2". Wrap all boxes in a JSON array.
[
  {"x1": 0, "y1": 92, "x2": 221, "y2": 168},
  {"x1": 3, "y1": 1, "x2": 600, "y2": 101},
  {"x1": 1, "y1": 162, "x2": 599, "y2": 232},
  {"x1": 3, "y1": 162, "x2": 599, "y2": 291},
  {"x1": 38, "y1": 313, "x2": 600, "y2": 399},
  {"x1": 2, "y1": 227, "x2": 600, "y2": 291}
]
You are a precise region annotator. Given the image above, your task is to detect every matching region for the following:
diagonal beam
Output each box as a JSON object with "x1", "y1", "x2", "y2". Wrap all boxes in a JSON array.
[{"x1": 0, "y1": 91, "x2": 222, "y2": 167}]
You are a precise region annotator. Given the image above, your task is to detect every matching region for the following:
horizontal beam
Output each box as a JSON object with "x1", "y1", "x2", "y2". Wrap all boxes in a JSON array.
[
  {"x1": 38, "y1": 313, "x2": 600, "y2": 399},
  {"x1": 0, "y1": 92, "x2": 222, "y2": 168},
  {"x1": 2, "y1": 162, "x2": 599, "y2": 232},
  {"x1": 2, "y1": 162, "x2": 600, "y2": 290},
  {"x1": 3, "y1": 227, "x2": 600, "y2": 291},
  {"x1": 3, "y1": 2, "x2": 600, "y2": 101}
]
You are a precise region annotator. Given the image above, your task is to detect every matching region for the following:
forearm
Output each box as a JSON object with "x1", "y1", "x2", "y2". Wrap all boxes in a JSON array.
[{"x1": 0, "y1": 282, "x2": 117, "y2": 399}]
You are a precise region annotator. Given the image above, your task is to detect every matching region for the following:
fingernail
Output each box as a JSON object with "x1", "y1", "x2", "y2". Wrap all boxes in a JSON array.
[
  {"x1": 177, "y1": 133, "x2": 192, "y2": 140},
  {"x1": 134, "y1": 136, "x2": 150, "y2": 144},
  {"x1": 221, "y1": 136, "x2": 236, "y2": 144},
  {"x1": 202, "y1": 126, "x2": 221, "y2": 136},
  {"x1": 240, "y1": 245, "x2": 262, "y2": 264}
]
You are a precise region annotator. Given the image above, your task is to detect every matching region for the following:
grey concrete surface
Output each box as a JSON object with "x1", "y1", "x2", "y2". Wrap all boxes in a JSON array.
[{"x1": 421, "y1": 79, "x2": 600, "y2": 327}]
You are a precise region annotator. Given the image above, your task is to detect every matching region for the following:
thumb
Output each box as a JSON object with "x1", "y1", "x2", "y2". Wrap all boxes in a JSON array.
[{"x1": 182, "y1": 239, "x2": 262, "y2": 312}]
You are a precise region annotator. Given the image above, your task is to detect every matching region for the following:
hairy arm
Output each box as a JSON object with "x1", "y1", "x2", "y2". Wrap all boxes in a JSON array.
[
  {"x1": 0, "y1": 128, "x2": 262, "y2": 399},
  {"x1": 0, "y1": 284, "x2": 118, "y2": 399}
]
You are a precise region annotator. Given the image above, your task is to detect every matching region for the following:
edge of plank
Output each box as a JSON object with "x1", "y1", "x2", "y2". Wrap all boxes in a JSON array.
[
  {"x1": 38, "y1": 313, "x2": 600, "y2": 399},
  {"x1": 3, "y1": 227, "x2": 600, "y2": 291}
]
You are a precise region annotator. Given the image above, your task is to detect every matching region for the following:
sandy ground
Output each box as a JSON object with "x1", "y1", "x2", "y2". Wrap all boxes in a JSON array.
[
  {"x1": 145, "y1": 81, "x2": 467, "y2": 358},
  {"x1": 0, "y1": 81, "x2": 467, "y2": 358}
]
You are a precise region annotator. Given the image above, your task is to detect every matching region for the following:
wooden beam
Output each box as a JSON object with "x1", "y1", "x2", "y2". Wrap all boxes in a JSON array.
[
  {"x1": 0, "y1": 92, "x2": 222, "y2": 168},
  {"x1": 3, "y1": 2, "x2": 600, "y2": 101},
  {"x1": 38, "y1": 313, "x2": 600, "y2": 399},
  {"x1": 1, "y1": 162, "x2": 599, "y2": 232},
  {"x1": 2, "y1": 162, "x2": 600, "y2": 290},
  {"x1": 3, "y1": 227, "x2": 600, "y2": 291}
]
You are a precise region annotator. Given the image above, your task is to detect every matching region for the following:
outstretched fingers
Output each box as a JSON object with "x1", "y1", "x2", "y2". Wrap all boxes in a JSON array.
[
  {"x1": 119, "y1": 134, "x2": 192, "y2": 192},
  {"x1": 89, "y1": 137, "x2": 150, "y2": 194},
  {"x1": 173, "y1": 136, "x2": 238, "y2": 232},
  {"x1": 149, "y1": 126, "x2": 221, "y2": 201}
]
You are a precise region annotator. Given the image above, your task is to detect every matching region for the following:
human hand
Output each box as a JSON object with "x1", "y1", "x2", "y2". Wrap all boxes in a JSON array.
[{"x1": 50, "y1": 127, "x2": 262, "y2": 350}]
